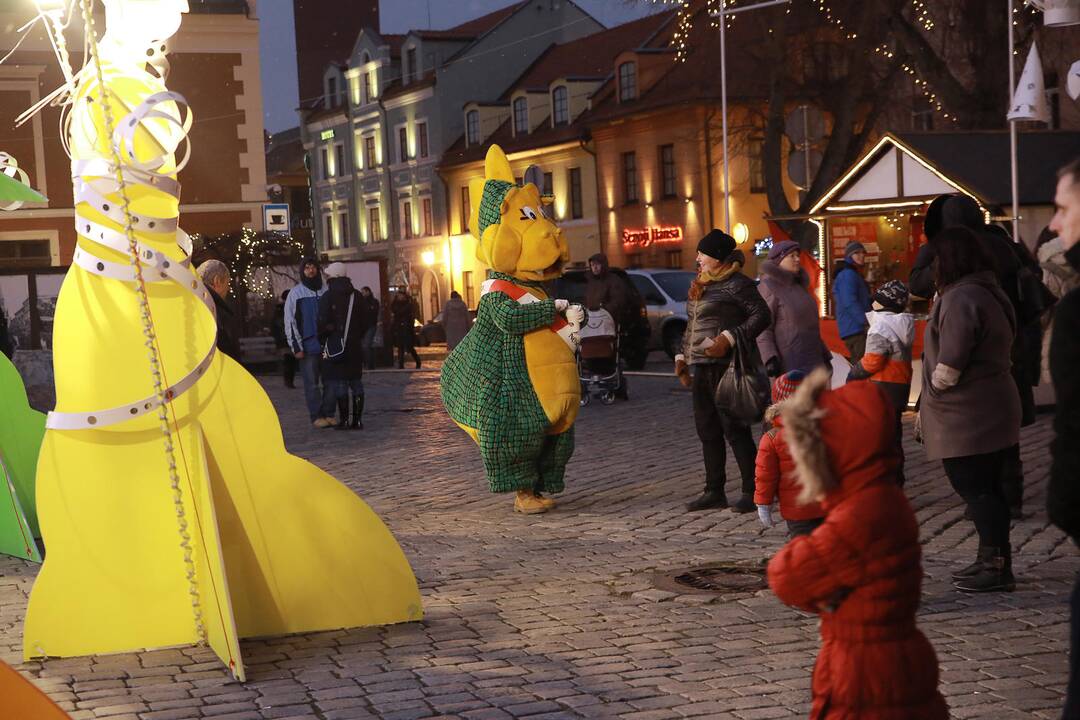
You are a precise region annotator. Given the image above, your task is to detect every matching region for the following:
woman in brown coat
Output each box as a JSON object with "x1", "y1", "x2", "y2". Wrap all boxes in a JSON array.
[{"x1": 919, "y1": 227, "x2": 1020, "y2": 593}]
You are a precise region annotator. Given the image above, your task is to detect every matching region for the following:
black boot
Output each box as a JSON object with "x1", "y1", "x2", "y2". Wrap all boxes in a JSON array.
[
  {"x1": 686, "y1": 489, "x2": 728, "y2": 512},
  {"x1": 731, "y1": 494, "x2": 756, "y2": 514},
  {"x1": 334, "y1": 397, "x2": 350, "y2": 431},
  {"x1": 952, "y1": 545, "x2": 994, "y2": 581},
  {"x1": 954, "y1": 550, "x2": 1015, "y2": 593},
  {"x1": 351, "y1": 394, "x2": 364, "y2": 429}
]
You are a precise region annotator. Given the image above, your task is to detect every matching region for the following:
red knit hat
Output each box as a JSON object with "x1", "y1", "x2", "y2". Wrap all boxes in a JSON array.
[{"x1": 772, "y1": 370, "x2": 807, "y2": 404}]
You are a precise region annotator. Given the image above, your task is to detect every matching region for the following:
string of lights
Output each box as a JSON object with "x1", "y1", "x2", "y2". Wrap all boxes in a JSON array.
[{"x1": 194, "y1": 227, "x2": 306, "y2": 299}]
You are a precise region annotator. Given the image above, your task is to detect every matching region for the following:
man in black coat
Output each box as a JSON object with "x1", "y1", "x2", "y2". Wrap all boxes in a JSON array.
[
  {"x1": 1048, "y1": 158, "x2": 1080, "y2": 720},
  {"x1": 358, "y1": 286, "x2": 380, "y2": 370},
  {"x1": 318, "y1": 263, "x2": 369, "y2": 429},
  {"x1": 197, "y1": 259, "x2": 242, "y2": 362}
]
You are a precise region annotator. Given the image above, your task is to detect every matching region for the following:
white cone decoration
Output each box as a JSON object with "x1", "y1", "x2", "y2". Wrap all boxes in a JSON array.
[
  {"x1": 1026, "y1": 0, "x2": 1080, "y2": 27},
  {"x1": 1068, "y1": 59, "x2": 1080, "y2": 101},
  {"x1": 1008, "y1": 41, "x2": 1051, "y2": 123}
]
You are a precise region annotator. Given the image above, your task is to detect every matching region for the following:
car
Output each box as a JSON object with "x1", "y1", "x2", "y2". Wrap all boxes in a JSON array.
[
  {"x1": 624, "y1": 268, "x2": 695, "y2": 359},
  {"x1": 549, "y1": 266, "x2": 651, "y2": 370},
  {"x1": 414, "y1": 309, "x2": 476, "y2": 346}
]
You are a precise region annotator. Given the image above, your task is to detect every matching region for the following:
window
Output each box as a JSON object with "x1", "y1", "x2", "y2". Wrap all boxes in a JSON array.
[
  {"x1": 406, "y1": 47, "x2": 417, "y2": 83},
  {"x1": 542, "y1": 172, "x2": 553, "y2": 196},
  {"x1": 399, "y1": 127, "x2": 409, "y2": 163},
  {"x1": 461, "y1": 186, "x2": 471, "y2": 233},
  {"x1": 335, "y1": 143, "x2": 346, "y2": 176},
  {"x1": 338, "y1": 209, "x2": 349, "y2": 247},
  {"x1": 362, "y1": 72, "x2": 372, "y2": 104},
  {"x1": 402, "y1": 200, "x2": 414, "y2": 239},
  {"x1": 513, "y1": 97, "x2": 528, "y2": 134},
  {"x1": 552, "y1": 86, "x2": 568, "y2": 126},
  {"x1": 327, "y1": 76, "x2": 338, "y2": 108},
  {"x1": 422, "y1": 197, "x2": 433, "y2": 236},
  {"x1": 618, "y1": 62, "x2": 637, "y2": 102},
  {"x1": 1047, "y1": 71, "x2": 1061, "y2": 129},
  {"x1": 368, "y1": 206, "x2": 381, "y2": 242},
  {"x1": 749, "y1": 138, "x2": 766, "y2": 194},
  {"x1": 659, "y1": 144, "x2": 676, "y2": 198},
  {"x1": 463, "y1": 270, "x2": 474, "y2": 308},
  {"x1": 666, "y1": 250, "x2": 682, "y2": 269},
  {"x1": 568, "y1": 167, "x2": 583, "y2": 219},
  {"x1": 466, "y1": 111, "x2": 480, "y2": 145},
  {"x1": 324, "y1": 213, "x2": 336, "y2": 249},
  {"x1": 622, "y1": 151, "x2": 638, "y2": 203},
  {"x1": 364, "y1": 135, "x2": 376, "y2": 168},
  {"x1": 320, "y1": 147, "x2": 330, "y2": 179},
  {"x1": 0, "y1": 238, "x2": 51, "y2": 268},
  {"x1": 417, "y1": 122, "x2": 429, "y2": 159}
]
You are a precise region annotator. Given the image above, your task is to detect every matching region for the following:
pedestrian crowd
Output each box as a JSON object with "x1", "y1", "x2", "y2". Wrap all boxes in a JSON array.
[{"x1": 672, "y1": 157, "x2": 1080, "y2": 718}]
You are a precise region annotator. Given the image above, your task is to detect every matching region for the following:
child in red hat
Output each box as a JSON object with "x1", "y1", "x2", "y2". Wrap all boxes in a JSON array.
[
  {"x1": 754, "y1": 370, "x2": 826, "y2": 537},
  {"x1": 768, "y1": 368, "x2": 947, "y2": 719}
]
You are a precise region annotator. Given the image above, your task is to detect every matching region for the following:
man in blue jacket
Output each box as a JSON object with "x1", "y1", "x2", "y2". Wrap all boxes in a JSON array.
[
  {"x1": 285, "y1": 257, "x2": 333, "y2": 426},
  {"x1": 832, "y1": 241, "x2": 872, "y2": 362}
]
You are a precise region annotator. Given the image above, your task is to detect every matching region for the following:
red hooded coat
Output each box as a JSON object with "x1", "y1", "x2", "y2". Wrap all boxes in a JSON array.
[{"x1": 766, "y1": 373, "x2": 947, "y2": 720}]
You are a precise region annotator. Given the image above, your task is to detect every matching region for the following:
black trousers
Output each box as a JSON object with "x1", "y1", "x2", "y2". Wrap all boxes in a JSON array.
[
  {"x1": 691, "y1": 364, "x2": 756, "y2": 497},
  {"x1": 395, "y1": 341, "x2": 420, "y2": 367},
  {"x1": 942, "y1": 448, "x2": 1011, "y2": 554},
  {"x1": 1067, "y1": 570, "x2": 1080, "y2": 720}
]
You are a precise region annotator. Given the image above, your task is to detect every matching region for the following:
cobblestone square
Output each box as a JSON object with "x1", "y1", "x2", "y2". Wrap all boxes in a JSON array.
[{"x1": 1, "y1": 364, "x2": 1076, "y2": 719}]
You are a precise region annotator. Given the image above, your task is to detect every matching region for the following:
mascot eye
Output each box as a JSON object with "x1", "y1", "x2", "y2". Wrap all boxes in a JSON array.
[{"x1": 519, "y1": 206, "x2": 538, "y2": 221}]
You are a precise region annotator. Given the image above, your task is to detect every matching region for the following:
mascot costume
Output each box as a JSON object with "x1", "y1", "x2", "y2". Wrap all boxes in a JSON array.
[{"x1": 441, "y1": 145, "x2": 583, "y2": 515}]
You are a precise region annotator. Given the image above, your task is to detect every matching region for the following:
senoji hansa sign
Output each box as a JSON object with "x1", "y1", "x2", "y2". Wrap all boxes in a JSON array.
[{"x1": 622, "y1": 225, "x2": 683, "y2": 250}]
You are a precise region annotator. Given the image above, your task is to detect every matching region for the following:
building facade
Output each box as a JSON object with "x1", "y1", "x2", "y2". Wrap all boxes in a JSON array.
[
  {"x1": 301, "y1": 0, "x2": 604, "y2": 320},
  {"x1": 0, "y1": 0, "x2": 267, "y2": 268}
]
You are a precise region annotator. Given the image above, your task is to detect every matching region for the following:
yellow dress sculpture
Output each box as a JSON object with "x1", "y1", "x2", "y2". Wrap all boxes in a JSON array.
[{"x1": 23, "y1": 0, "x2": 421, "y2": 680}]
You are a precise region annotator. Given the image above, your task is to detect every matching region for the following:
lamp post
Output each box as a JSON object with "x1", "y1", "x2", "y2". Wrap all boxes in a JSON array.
[{"x1": 716, "y1": 0, "x2": 791, "y2": 233}]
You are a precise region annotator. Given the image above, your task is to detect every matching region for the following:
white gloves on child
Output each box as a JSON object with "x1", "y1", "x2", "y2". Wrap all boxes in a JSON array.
[
  {"x1": 564, "y1": 304, "x2": 585, "y2": 326},
  {"x1": 757, "y1": 505, "x2": 774, "y2": 529},
  {"x1": 554, "y1": 298, "x2": 569, "y2": 312}
]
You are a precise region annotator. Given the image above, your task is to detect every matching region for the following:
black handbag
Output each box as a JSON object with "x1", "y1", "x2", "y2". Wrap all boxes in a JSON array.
[{"x1": 714, "y1": 329, "x2": 770, "y2": 424}]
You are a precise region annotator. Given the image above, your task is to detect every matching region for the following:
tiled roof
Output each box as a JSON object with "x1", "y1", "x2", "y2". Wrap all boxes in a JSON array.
[
  {"x1": 381, "y1": 70, "x2": 437, "y2": 101},
  {"x1": 383, "y1": 34, "x2": 407, "y2": 57},
  {"x1": 409, "y1": 2, "x2": 526, "y2": 42},
  {"x1": 266, "y1": 127, "x2": 306, "y2": 177},
  {"x1": 440, "y1": 115, "x2": 589, "y2": 170},
  {"x1": 507, "y1": 11, "x2": 674, "y2": 96}
]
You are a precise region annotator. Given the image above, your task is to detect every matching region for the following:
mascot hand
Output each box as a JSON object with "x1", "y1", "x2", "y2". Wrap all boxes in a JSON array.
[
  {"x1": 564, "y1": 304, "x2": 585, "y2": 327},
  {"x1": 554, "y1": 298, "x2": 570, "y2": 312}
]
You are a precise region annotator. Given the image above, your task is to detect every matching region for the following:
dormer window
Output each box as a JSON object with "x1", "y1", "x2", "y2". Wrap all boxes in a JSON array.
[
  {"x1": 326, "y1": 75, "x2": 339, "y2": 109},
  {"x1": 513, "y1": 97, "x2": 529, "y2": 135},
  {"x1": 466, "y1": 110, "x2": 480, "y2": 146},
  {"x1": 552, "y1": 86, "x2": 568, "y2": 126},
  {"x1": 406, "y1": 47, "x2": 418, "y2": 84},
  {"x1": 618, "y1": 62, "x2": 637, "y2": 102}
]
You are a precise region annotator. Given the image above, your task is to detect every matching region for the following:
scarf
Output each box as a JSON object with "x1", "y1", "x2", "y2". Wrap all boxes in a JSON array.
[{"x1": 688, "y1": 261, "x2": 741, "y2": 301}]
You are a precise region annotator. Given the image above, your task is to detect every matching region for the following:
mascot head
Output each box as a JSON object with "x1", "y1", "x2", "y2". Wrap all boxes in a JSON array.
[{"x1": 468, "y1": 145, "x2": 569, "y2": 282}]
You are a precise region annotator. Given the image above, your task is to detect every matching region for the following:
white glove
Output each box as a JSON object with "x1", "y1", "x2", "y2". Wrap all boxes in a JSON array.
[
  {"x1": 674, "y1": 353, "x2": 685, "y2": 364},
  {"x1": 698, "y1": 336, "x2": 715, "y2": 350},
  {"x1": 757, "y1": 504, "x2": 774, "y2": 529},
  {"x1": 564, "y1": 304, "x2": 585, "y2": 327},
  {"x1": 554, "y1": 298, "x2": 569, "y2": 312}
]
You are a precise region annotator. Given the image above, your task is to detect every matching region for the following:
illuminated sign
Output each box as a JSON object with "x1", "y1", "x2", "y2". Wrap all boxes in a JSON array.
[
  {"x1": 320, "y1": 129, "x2": 335, "y2": 141},
  {"x1": 622, "y1": 225, "x2": 683, "y2": 249}
]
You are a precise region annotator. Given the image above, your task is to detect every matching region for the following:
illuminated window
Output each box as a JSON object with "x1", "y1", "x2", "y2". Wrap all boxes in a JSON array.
[
  {"x1": 402, "y1": 200, "x2": 414, "y2": 239},
  {"x1": 461, "y1": 186, "x2": 471, "y2": 233},
  {"x1": 618, "y1": 62, "x2": 637, "y2": 102},
  {"x1": 418, "y1": 122, "x2": 429, "y2": 159},
  {"x1": 466, "y1": 110, "x2": 480, "y2": 145},
  {"x1": 335, "y1": 143, "x2": 346, "y2": 176},
  {"x1": 364, "y1": 136, "x2": 376, "y2": 168},
  {"x1": 368, "y1": 206, "x2": 381, "y2": 242},
  {"x1": 622, "y1": 151, "x2": 638, "y2": 204},
  {"x1": 399, "y1": 127, "x2": 409, "y2": 163},
  {"x1": 513, "y1": 97, "x2": 528, "y2": 134},
  {"x1": 569, "y1": 167, "x2": 583, "y2": 219},
  {"x1": 422, "y1": 197, "x2": 433, "y2": 236},
  {"x1": 552, "y1": 86, "x2": 568, "y2": 126},
  {"x1": 659, "y1": 144, "x2": 676, "y2": 198}
]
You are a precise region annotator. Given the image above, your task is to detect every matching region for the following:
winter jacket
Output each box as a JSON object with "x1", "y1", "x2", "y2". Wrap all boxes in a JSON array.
[
  {"x1": 442, "y1": 297, "x2": 471, "y2": 350},
  {"x1": 318, "y1": 276, "x2": 367, "y2": 381},
  {"x1": 768, "y1": 377, "x2": 948, "y2": 720},
  {"x1": 208, "y1": 288, "x2": 242, "y2": 362},
  {"x1": 754, "y1": 405, "x2": 825, "y2": 522},
  {"x1": 848, "y1": 311, "x2": 914, "y2": 386},
  {"x1": 682, "y1": 270, "x2": 770, "y2": 366},
  {"x1": 831, "y1": 261, "x2": 870, "y2": 339},
  {"x1": 1039, "y1": 237, "x2": 1080, "y2": 385},
  {"x1": 920, "y1": 272, "x2": 1020, "y2": 461},
  {"x1": 756, "y1": 261, "x2": 829, "y2": 375},
  {"x1": 390, "y1": 295, "x2": 417, "y2": 347},
  {"x1": 1048, "y1": 242, "x2": 1080, "y2": 543},
  {"x1": 285, "y1": 282, "x2": 326, "y2": 354},
  {"x1": 359, "y1": 294, "x2": 381, "y2": 332},
  {"x1": 584, "y1": 255, "x2": 636, "y2": 327}
]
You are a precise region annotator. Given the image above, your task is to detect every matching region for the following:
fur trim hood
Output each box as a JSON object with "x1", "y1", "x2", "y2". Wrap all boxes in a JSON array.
[{"x1": 781, "y1": 367, "x2": 899, "y2": 505}]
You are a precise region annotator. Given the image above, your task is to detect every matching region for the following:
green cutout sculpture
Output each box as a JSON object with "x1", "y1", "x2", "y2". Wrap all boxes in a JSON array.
[{"x1": 0, "y1": 352, "x2": 44, "y2": 561}]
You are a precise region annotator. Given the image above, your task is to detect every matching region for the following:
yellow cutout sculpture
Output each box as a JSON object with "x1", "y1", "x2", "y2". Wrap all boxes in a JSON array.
[{"x1": 23, "y1": 0, "x2": 421, "y2": 680}]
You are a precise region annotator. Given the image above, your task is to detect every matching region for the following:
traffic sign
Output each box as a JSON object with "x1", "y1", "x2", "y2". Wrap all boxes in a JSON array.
[{"x1": 263, "y1": 203, "x2": 290, "y2": 233}]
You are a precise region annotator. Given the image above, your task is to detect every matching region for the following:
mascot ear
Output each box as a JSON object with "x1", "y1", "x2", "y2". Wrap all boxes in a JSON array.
[
  {"x1": 480, "y1": 222, "x2": 521, "y2": 274},
  {"x1": 467, "y1": 177, "x2": 485, "y2": 240},
  {"x1": 484, "y1": 145, "x2": 515, "y2": 184}
]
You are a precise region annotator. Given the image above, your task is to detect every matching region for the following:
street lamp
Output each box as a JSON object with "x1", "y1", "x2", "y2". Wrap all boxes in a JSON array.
[{"x1": 714, "y1": 0, "x2": 791, "y2": 233}]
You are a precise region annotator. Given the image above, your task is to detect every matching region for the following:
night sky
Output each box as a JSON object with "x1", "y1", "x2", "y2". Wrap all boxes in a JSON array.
[{"x1": 260, "y1": 0, "x2": 664, "y2": 133}]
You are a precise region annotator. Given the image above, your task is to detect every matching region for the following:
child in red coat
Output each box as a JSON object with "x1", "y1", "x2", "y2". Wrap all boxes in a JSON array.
[
  {"x1": 767, "y1": 368, "x2": 947, "y2": 719},
  {"x1": 754, "y1": 371, "x2": 826, "y2": 537}
]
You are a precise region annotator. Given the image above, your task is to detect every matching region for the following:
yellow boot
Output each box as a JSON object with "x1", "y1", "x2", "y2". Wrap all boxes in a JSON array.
[
  {"x1": 514, "y1": 490, "x2": 548, "y2": 514},
  {"x1": 534, "y1": 493, "x2": 556, "y2": 510}
]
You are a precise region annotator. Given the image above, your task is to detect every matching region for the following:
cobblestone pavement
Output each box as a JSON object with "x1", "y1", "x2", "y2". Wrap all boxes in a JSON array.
[{"x1": 2, "y1": 360, "x2": 1077, "y2": 719}]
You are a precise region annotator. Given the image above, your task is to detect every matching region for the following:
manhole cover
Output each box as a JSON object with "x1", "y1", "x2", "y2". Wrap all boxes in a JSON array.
[{"x1": 653, "y1": 562, "x2": 767, "y2": 595}]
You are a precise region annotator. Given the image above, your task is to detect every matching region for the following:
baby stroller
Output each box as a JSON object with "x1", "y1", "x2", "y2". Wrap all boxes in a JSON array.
[{"x1": 578, "y1": 308, "x2": 624, "y2": 405}]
